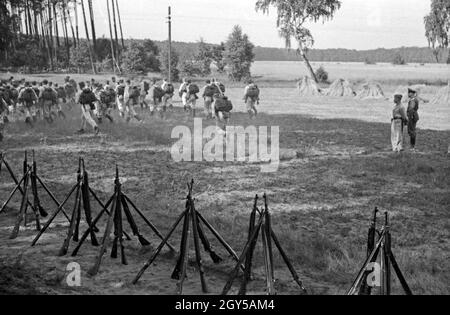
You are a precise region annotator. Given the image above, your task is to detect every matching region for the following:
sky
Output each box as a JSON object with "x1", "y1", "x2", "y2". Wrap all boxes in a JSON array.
[{"x1": 89, "y1": 0, "x2": 432, "y2": 50}]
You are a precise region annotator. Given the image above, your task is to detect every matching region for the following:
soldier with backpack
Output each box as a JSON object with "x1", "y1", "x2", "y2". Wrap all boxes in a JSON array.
[
  {"x1": 212, "y1": 81, "x2": 233, "y2": 136},
  {"x1": 65, "y1": 79, "x2": 77, "y2": 105},
  {"x1": 39, "y1": 81, "x2": 58, "y2": 123},
  {"x1": 116, "y1": 79, "x2": 127, "y2": 118},
  {"x1": 149, "y1": 80, "x2": 166, "y2": 118},
  {"x1": 161, "y1": 78, "x2": 175, "y2": 112},
  {"x1": 202, "y1": 80, "x2": 216, "y2": 119},
  {"x1": 54, "y1": 84, "x2": 67, "y2": 120},
  {"x1": 94, "y1": 84, "x2": 114, "y2": 124},
  {"x1": 179, "y1": 78, "x2": 189, "y2": 111},
  {"x1": 140, "y1": 80, "x2": 151, "y2": 109},
  {"x1": 76, "y1": 82, "x2": 100, "y2": 135},
  {"x1": 244, "y1": 80, "x2": 260, "y2": 119},
  {"x1": 123, "y1": 80, "x2": 143, "y2": 123},
  {"x1": 186, "y1": 80, "x2": 200, "y2": 117},
  {"x1": 18, "y1": 82, "x2": 39, "y2": 126}
]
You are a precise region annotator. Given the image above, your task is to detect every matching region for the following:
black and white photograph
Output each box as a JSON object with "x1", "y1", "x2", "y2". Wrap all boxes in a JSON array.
[{"x1": 0, "y1": 0, "x2": 449, "y2": 301}]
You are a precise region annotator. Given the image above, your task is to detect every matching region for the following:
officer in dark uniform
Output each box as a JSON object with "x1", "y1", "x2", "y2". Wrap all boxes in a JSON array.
[{"x1": 407, "y1": 88, "x2": 420, "y2": 151}]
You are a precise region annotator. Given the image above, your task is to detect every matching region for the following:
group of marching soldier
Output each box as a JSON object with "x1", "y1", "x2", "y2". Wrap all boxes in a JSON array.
[{"x1": 0, "y1": 75, "x2": 261, "y2": 141}]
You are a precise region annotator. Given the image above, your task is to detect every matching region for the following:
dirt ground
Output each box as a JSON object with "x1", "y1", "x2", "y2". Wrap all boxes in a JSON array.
[{"x1": 1, "y1": 100, "x2": 449, "y2": 295}]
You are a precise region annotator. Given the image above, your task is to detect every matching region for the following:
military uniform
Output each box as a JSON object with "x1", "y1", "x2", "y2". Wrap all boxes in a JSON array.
[
  {"x1": 77, "y1": 88, "x2": 99, "y2": 134},
  {"x1": 391, "y1": 95, "x2": 408, "y2": 152},
  {"x1": 407, "y1": 89, "x2": 420, "y2": 149},
  {"x1": 244, "y1": 83, "x2": 260, "y2": 118},
  {"x1": 202, "y1": 83, "x2": 215, "y2": 119}
]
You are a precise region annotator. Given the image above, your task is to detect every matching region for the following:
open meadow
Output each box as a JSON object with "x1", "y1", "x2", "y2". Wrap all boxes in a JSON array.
[{"x1": 0, "y1": 63, "x2": 449, "y2": 295}]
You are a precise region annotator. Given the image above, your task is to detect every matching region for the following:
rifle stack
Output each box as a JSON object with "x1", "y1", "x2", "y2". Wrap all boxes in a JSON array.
[
  {"x1": 222, "y1": 194, "x2": 307, "y2": 295},
  {"x1": 0, "y1": 151, "x2": 62, "y2": 239},
  {"x1": 132, "y1": 180, "x2": 241, "y2": 295},
  {"x1": 347, "y1": 209, "x2": 413, "y2": 295}
]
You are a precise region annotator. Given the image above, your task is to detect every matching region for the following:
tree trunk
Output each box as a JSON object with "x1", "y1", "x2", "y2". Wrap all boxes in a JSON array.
[
  {"x1": 299, "y1": 47, "x2": 318, "y2": 83},
  {"x1": 66, "y1": 7, "x2": 77, "y2": 48},
  {"x1": 42, "y1": 8, "x2": 54, "y2": 70},
  {"x1": 53, "y1": 3, "x2": 60, "y2": 47},
  {"x1": 115, "y1": 0, "x2": 125, "y2": 49},
  {"x1": 74, "y1": 0, "x2": 79, "y2": 45},
  {"x1": 33, "y1": 5, "x2": 40, "y2": 42},
  {"x1": 80, "y1": 0, "x2": 96, "y2": 74},
  {"x1": 87, "y1": 0, "x2": 97, "y2": 59},
  {"x1": 26, "y1": 0, "x2": 33, "y2": 36},
  {"x1": 47, "y1": 0, "x2": 55, "y2": 65},
  {"x1": 111, "y1": 0, "x2": 120, "y2": 55},
  {"x1": 447, "y1": 49, "x2": 450, "y2": 65},
  {"x1": 62, "y1": 3, "x2": 70, "y2": 66},
  {"x1": 106, "y1": 0, "x2": 116, "y2": 74}
]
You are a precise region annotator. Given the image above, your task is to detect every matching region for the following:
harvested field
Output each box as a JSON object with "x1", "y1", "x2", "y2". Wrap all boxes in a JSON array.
[{"x1": 1, "y1": 104, "x2": 449, "y2": 295}]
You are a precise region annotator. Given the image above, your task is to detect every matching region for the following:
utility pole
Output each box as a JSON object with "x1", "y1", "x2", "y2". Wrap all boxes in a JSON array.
[{"x1": 167, "y1": 6, "x2": 172, "y2": 83}]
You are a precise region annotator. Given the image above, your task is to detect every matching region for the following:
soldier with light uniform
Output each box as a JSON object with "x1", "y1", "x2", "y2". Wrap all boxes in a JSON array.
[
  {"x1": 76, "y1": 82, "x2": 100, "y2": 135},
  {"x1": 391, "y1": 94, "x2": 408, "y2": 152},
  {"x1": 123, "y1": 80, "x2": 142, "y2": 123}
]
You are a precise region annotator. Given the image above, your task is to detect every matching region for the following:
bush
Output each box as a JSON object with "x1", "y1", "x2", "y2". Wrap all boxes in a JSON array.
[
  {"x1": 393, "y1": 53, "x2": 407, "y2": 65},
  {"x1": 315, "y1": 66, "x2": 329, "y2": 83},
  {"x1": 364, "y1": 58, "x2": 376, "y2": 65},
  {"x1": 179, "y1": 59, "x2": 202, "y2": 77},
  {"x1": 224, "y1": 25, "x2": 255, "y2": 81}
]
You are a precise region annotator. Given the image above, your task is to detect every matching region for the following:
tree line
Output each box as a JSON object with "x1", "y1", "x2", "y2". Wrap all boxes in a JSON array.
[
  {"x1": 0, "y1": 0, "x2": 125, "y2": 73},
  {"x1": 253, "y1": 46, "x2": 450, "y2": 64}
]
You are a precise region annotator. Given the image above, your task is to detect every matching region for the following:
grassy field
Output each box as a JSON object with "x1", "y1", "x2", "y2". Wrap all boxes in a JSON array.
[
  {"x1": 0, "y1": 65, "x2": 449, "y2": 295},
  {"x1": 0, "y1": 99, "x2": 449, "y2": 295},
  {"x1": 252, "y1": 61, "x2": 450, "y2": 85}
]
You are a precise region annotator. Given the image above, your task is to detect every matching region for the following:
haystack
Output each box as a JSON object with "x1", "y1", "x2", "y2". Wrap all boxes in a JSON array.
[
  {"x1": 297, "y1": 76, "x2": 321, "y2": 96},
  {"x1": 430, "y1": 82, "x2": 450, "y2": 106},
  {"x1": 356, "y1": 82, "x2": 385, "y2": 100},
  {"x1": 324, "y1": 78, "x2": 355, "y2": 97}
]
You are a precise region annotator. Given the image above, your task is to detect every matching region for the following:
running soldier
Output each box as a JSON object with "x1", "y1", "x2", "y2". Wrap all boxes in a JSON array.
[
  {"x1": 186, "y1": 80, "x2": 200, "y2": 117},
  {"x1": 161, "y1": 78, "x2": 175, "y2": 112},
  {"x1": 202, "y1": 80, "x2": 216, "y2": 119},
  {"x1": 179, "y1": 78, "x2": 189, "y2": 111},
  {"x1": 77, "y1": 82, "x2": 100, "y2": 135},
  {"x1": 150, "y1": 80, "x2": 166, "y2": 118},
  {"x1": 244, "y1": 80, "x2": 260, "y2": 119},
  {"x1": 123, "y1": 80, "x2": 143, "y2": 123},
  {"x1": 212, "y1": 91, "x2": 233, "y2": 136},
  {"x1": 54, "y1": 84, "x2": 67, "y2": 119},
  {"x1": 65, "y1": 78, "x2": 78, "y2": 105},
  {"x1": 18, "y1": 82, "x2": 39, "y2": 127},
  {"x1": 407, "y1": 88, "x2": 420, "y2": 151},
  {"x1": 39, "y1": 81, "x2": 58, "y2": 123},
  {"x1": 116, "y1": 79, "x2": 127, "y2": 118},
  {"x1": 140, "y1": 80, "x2": 150, "y2": 109},
  {"x1": 95, "y1": 83, "x2": 115, "y2": 123}
]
